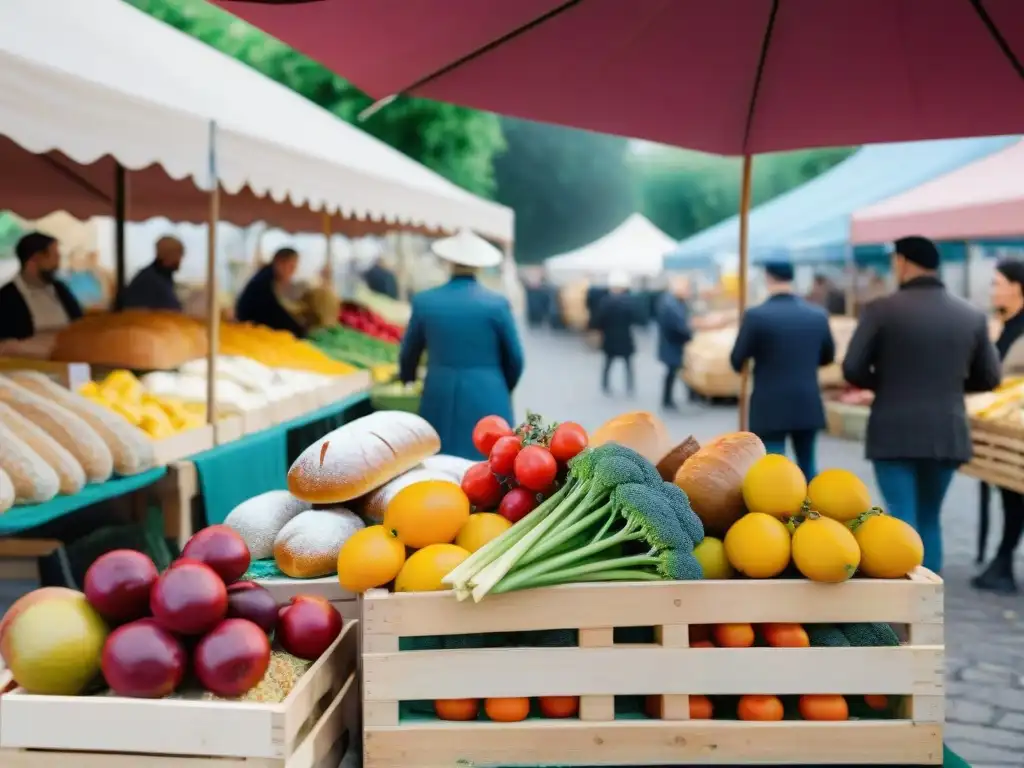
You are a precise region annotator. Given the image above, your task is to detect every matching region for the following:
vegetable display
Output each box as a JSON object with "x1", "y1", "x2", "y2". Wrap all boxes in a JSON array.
[
  {"x1": 310, "y1": 325, "x2": 401, "y2": 369},
  {"x1": 339, "y1": 302, "x2": 403, "y2": 344}
]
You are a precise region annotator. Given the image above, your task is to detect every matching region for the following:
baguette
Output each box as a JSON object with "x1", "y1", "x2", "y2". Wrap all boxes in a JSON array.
[
  {"x1": 0, "y1": 375, "x2": 113, "y2": 483},
  {"x1": 288, "y1": 411, "x2": 441, "y2": 504},
  {"x1": 0, "y1": 422, "x2": 60, "y2": 504},
  {"x1": 0, "y1": 402, "x2": 86, "y2": 495},
  {"x1": 0, "y1": 468, "x2": 13, "y2": 512},
  {"x1": 8, "y1": 371, "x2": 156, "y2": 476}
]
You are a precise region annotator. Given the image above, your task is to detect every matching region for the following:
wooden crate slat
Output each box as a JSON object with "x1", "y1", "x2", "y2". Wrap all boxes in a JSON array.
[{"x1": 364, "y1": 720, "x2": 943, "y2": 768}]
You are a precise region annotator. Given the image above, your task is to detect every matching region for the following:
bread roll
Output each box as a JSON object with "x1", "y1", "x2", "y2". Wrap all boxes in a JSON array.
[
  {"x1": 674, "y1": 432, "x2": 766, "y2": 536},
  {"x1": 0, "y1": 402, "x2": 86, "y2": 495},
  {"x1": 358, "y1": 468, "x2": 459, "y2": 524},
  {"x1": 419, "y1": 454, "x2": 475, "y2": 482},
  {"x1": 273, "y1": 508, "x2": 365, "y2": 578},
  {"x1": 590, "y1": 411, "x2": 671, "y2": 464},
  {"x1": 225, "y1": 490, "x2": 311, "y2": 560},
  {"x1": 0, "y1": 422, "x2": 60, "y2": 504},
  {"x1": 0, "y1": 468, "x2": 13, "y2": 512},
  {"x1": 288, "y1": 411, "x2": 441, "y2": 504}
]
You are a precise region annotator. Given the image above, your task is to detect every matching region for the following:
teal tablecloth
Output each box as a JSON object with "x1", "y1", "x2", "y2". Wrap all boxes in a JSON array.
[
  {"x1": 193, "y1": 392, "x2": 372, "y2": 525},
  {"x1": 0, "y1": 467, "x2": 167, "y2": 536}
]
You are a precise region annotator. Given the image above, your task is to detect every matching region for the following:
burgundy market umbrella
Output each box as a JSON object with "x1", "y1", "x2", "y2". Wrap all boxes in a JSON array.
[{"x1": 216, "y1": 0, "x2": 1024, "y2": 424}]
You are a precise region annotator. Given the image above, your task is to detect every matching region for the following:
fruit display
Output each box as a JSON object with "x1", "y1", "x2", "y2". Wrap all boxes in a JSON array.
[
  {"x1": 80, "y1": 370, "x2": 205, "y2": 439},
  {"x1": 967, "y1": 376, "x2": 1024, "y2": 426},
  {"x1": 352, "y1": 282, "x2": 412, "y2": 327},
  {"x1": 339, "y1": 301, "x2": 404, "y2": 343},
  {"x1": 310, "y1": 325, "x2": 401, "y2": 369},
  {"x1": 0, "y1": 527, "x2": 342, "y2": 702},
  {"x1": 219, "y1": 322, "x2": 356, "y2": 376}
]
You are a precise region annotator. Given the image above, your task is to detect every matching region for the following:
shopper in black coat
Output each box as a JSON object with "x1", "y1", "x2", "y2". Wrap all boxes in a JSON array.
[{"x1": 591, "y1": 271, "x2": 637, "y2": 395}]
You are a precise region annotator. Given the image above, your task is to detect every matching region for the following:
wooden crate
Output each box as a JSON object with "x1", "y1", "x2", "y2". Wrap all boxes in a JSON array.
[
  {"x1": 362, "y1": 572, "x2": 944, "y2": 767},
  {"x1": 960, "y1": 417, "x2": 1024, "y2": 493},
  {"x1": 258, "y1": 576, "x2": 360, "y2": 623},
  {"x1": 152, "y1": 424, "x2": 216, "y2": 465},
  {"x1": 0, "y1": 620, "x2": 360, "y2": 768}
]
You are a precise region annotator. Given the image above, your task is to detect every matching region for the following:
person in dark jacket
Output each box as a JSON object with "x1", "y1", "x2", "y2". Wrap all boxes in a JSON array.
[
  {"x1": 656, "y1": 276, "x2": 693, "y2": 409},
  {"x1": 592, "y1": 270, "x2": 637, "y2": 395},
  {"x1": 730, "y1": 262, "x2": 835, "y2": 480},
  {"x1": 120, "y1": 236, "x2": 185, "y2": 311},
  {"x1": 363, "y1": 258, "x2": 399, "y2": 299},
  {"x1": 235, "y1": 247, "x2": 306, "y2": 338},
  {"x1": 399, "y1": 230, "x2": 524, "y2": 459},
  {"x1": 973, "y1": 259, "x2": 1024, "y2": 594},
  {"x1": 843, "y1": 236, "x2": 1001, "y2": 575},
  {"x1": 0, "y1": 232, "x2": 82, "y2": 342}
]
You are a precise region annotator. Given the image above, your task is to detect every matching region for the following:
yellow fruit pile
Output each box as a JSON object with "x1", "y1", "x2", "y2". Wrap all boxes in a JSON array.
[
  {"x1": 709, "y1": 455, "x2": 925, "y2": 583},
  {"x1": 219, "y1": 323, "x2": 356, "y2": 376},
  {"x1": 79, "y1": 370, "x2": 205, "y2": 439}
]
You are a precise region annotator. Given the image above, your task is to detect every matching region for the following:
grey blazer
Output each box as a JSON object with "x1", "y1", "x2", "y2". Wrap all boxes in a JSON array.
[{"x1": 842, "y1": 277, "x2": 1001, "y2": 463}]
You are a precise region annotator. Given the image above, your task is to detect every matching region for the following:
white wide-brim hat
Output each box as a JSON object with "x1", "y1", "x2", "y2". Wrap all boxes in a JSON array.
[
  {"x1": 607, "y1": 269, "x2": 631, "y2": 289},
  {"x1": 431, "y1": 230, "x2": 503, "y2": 269}
]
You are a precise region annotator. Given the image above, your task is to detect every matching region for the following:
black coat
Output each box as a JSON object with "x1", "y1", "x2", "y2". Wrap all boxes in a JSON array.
[
  {"x1": 0, "y1": 278, "x2": 83, "y2": 341},
  {"x1": 592, "y1": 292, "x2": 637, "y2": 357},
  {"x1": 730, "y1": 294, "x2": 835, "y2": 435},
  {"x1": 119, "y1": 263, "x2": 182, "y2": 312},
  {"x1": 843, "y1": 276, "x2": 1001, "y2": 462},
  {"x1": 364, "y1": 264, "x2": 399, "y2": 299},
  {"x1": 235, "y1": 265, "x2": 306, "y2": 338}
]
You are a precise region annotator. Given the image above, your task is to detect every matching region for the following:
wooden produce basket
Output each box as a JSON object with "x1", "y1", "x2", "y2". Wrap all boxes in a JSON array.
[
  {"x1": 0, "y1": 620, "x2": 360, "y2": 768},
  {"x1": 258, "y1": 576, "x2": 361, "y2": 624},
  {"x1": 825, "y1": 401, "x2": 871, "y2": 442},
  {"x1": 960, "y1": 417, "x2": 1024, "y2": 493},
  {"x1": 361, "y1": 572, "x2": 944, "y2": 768}
]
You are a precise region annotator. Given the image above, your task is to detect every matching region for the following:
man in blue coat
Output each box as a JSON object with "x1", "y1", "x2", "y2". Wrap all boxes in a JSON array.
[
  {"x1": 730, "y1": 262, "x2": 835, "y2": 479},
  {"x1": 655, "y1": 276, "x2": 694, "y2": 410},
  {"x1": 399, "y1": 231, "x2": 525, "y2": 459},
  {"x1": 119, "y1": 236, "x2": 185, "y2": 312}
]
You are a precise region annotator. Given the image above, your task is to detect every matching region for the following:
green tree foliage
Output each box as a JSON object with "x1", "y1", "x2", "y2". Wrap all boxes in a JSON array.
[
  {"x1": 125, "y1": 0, "x2": 505, "y2": 198},
  {"x1": 493, "y1": 117, "x2": 637, "y2": 264}
]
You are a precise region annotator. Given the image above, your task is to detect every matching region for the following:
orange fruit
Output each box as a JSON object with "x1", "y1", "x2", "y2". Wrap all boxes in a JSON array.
[
  {"x1": 455, "y1": 513, "x2": 512, "y2": 553},
  {"x1": 712, "y1": 623, "x2": 755, "y2": 648},
  {"x1": 760, "y1": 623, "x2": 810, "y2": 648},
  {"x1": 737, "y1": 694, "x2": 784, "y2": 721},
  {"x1": 435, "y1": 698, "x2": 479, "y2": 721},
  {"x1": 690, "y1": 695, "x2": 714, "y2": 719},
  {"x1": 336, "y1": 525, "x2": 406, "y2": 593},
  {"x1": 394, "y1": 544, "x2": 470, "y2": 592},
  {"x1": 691, "y1": 639, "x2": 715, "y2": 648},
  {"x1": 384, "y1": 481, "x2": 471, "y2": 548},
  {"x1": 864, "y1": 694, "x2": 889, "y2": 712},
  {"x1": 485, "y1": 697, "x2": 530, "y2": 722},
  {"x1": 538, "y1": 695, "x2": 578, "y2": 718},
  {"x1": 799, "y1": 694, "x2": 849, "y2": 721}
]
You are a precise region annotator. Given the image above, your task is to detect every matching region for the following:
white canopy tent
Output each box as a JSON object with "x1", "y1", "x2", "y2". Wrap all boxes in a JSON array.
[
  {"x1": 0, "y1": 0, "x2": 512, "y2": 241},
  {"x1": 543, "y1": 214, "x2": 676, "y2": 284}
]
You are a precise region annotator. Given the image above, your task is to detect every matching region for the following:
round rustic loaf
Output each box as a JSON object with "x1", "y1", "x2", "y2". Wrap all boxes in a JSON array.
[
  {"x1": 225, "y1": 490, "x2": 311, "y2": 560},
  {"x1": 674, "y1": 431, "x2": 766, "y2": 536},
  {"x1": 273, "y1": 508, "x2": 365, "y2": 579}
]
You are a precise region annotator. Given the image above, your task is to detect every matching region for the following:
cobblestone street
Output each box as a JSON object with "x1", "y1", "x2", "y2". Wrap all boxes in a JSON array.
[{"x1": 516, "y1": 325, "x2": 1024, "y2": 768}]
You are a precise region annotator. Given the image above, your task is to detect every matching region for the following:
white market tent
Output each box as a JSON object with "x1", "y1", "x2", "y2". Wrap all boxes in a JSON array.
[
  {"x1": 0, "y1": 0, "x2": 512, "y2": 241},
  {"x1": 544, "y1": 214, "x2": 675, "y2": 283}
]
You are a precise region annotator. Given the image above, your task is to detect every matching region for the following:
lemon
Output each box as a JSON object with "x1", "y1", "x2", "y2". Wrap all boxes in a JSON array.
[
  {"x1": 791, "y1": 513, "x2": 861, "y2": 583},
  {"x1": 692, "y1": 537, "x2": 734, "y2": 579},
  {"x1": 807, "y1": 469, "x2": 872, "y2": 523},
  {"x1": 394, "y1": 544, "x2": 470, "y2": 592},
  {"x1": 455, "y1": 513, "x2": 511, "y2": 553},
  {"x1": 741, "y1": 455, "x2": 807, "y2": 518},
  {"x1": 852, "y1": 512, "x2": 923, "y2": 579},
  {"x1": 724, "y1": 513, "x2": 791, "y2": 578}
]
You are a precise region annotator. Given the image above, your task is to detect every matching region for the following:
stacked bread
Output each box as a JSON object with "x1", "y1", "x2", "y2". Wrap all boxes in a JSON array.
[
  {"x1": 51, "y1": 311, "x2": 207, "y2": 370},
  {"x1": 0, "y1": 372, "x2": 158, "y2": 512}
]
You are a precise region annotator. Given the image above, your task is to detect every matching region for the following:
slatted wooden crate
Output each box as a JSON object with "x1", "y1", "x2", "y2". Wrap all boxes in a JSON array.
[
  {"x1": 362, "y1": 571, "x2": 944, "y2": 768},
  {"x1": 960, "y1": 417, "x2": 1024, "y2": 494},
  {"x1": 0, "y1": 620, "x2": 360, "y2": 768},
  {"x1": 258, "y1": 576, "x2": 360, "y2": 624}
]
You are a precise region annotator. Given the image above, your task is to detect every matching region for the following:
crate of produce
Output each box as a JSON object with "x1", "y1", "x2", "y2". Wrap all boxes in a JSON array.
[
  {"x1": 370, "y1": 382, "x2": 422, "y2": 413},
  {"x1": 960, "y1": 417, "x2": 1024, "y2": 493},
  {"x1": 825, "y1": 401, "x2": 870, "y2": 442},
  {"x1": 361, "y1": 572, "x2": 944, "y2": 768},
  {"x1": 0, "y1": 619, "x2": 360, "y2": 768},
  {"x1": 257, "y1": 576, "x2": 361, "y2": 623}
]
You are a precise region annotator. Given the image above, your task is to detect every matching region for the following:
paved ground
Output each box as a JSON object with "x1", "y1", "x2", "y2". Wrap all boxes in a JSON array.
[{"x1": 516, "y1": 325, "x2": 1024, "y2": 768}]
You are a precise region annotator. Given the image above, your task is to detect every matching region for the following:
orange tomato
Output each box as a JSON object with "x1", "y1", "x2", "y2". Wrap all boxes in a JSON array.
[
  {"x1": 689, "y1": 624, "x2": 711, "y2": 643},
  {"x1": 713, "y1": 623, "x2": 755, "y2": 648},
  {"x1": 760, "y1": 623, "x2": 810, "y2": 648},
  {"x1": 799, "y1": 694, "x2": 849, "y2": 721},
  {"x1": 691, "y1": 639, "x2": 715, "y2": 648},
  {"x1": 864, "y1": 694, "x2": 889, "y2": 712},
  {"x1": 737, "y1": 694, "x2": 784, "y2": 721},
  {"x1": 690, "y1": 694, "x2": 714, "y2": 719},
  {"x1": 434, "y1": 698, "x2": 479, "y2": 721},
  {"x1": 538, "y1": 695, "x2": 578, "y2": 718},
  {"x1": 485, "y1": 697, "x2": 531, "y2": 722}
]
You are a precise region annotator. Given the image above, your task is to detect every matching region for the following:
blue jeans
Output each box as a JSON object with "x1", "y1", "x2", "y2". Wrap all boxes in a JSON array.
[
  {"x1": 872, "y1": 460, "x2": 957, "y2": 574},
  {"x1": 761, "y1": 430, "x2": 818, "y2": 480}
]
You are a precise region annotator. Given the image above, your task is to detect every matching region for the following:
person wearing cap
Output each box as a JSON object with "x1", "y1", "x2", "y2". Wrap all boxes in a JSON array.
[
  {"x1": 235, "y1": 247, "x2": 307, "y2": 338},
  {"x1": 655, "y1": 275, "x2": 694, "y2": 409},
  {"x1": 0, "y1": 231, "x2": 83, "y2": 342},
  {"x1": 592, "y1": 270, "x2": 638, "y2": 396},
  {"x1": 119, "y1": 235, "x2": 186, "y2": 312},
  {"x1": 398, "y1": 230, "x2": 524, "y2": 459},
  {"x1": 843, "y1": 236, "x2": 1001, "y2": 575},
  {"x1": 972, "y1": 259, "x2": 1024, "y2": 594},
  {"x1": 730, "y1": 261, "x2": 835, "y2": 480}
]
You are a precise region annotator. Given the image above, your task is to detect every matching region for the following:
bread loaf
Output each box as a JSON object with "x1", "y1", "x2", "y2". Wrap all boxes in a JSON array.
[
  {"x1": 0, "y1": 468, "x2": 13, "y2": 512},
  {"x1": 225, "y1": 490, "x2": 311, "y2": 560},
  {"x1": 0, "y1": 422, "x2": 59, "y2": 503},
  {"x1": 657, "y1": 436, "x2": 701, "y2": 482},
  {"x1": 419, "y1": 455, "x2": 476, "y2": 482},
  {"x1": 359, "y1": 468, "x2": 459, "y2": 524},
  {"x1": 674, "y1": 431, "x2": 766, "y2": 536},
  {"x1": 287, "y1": 411, "x2": 441, "y2": 504},
  {"x1": 0, "y1": 402, "x2": 86, "y2": 495},
  {"x1": 0, "y1": 376, "x2": 113, "y2": 483},
  {"x1": 273, "y1": 508, "x2": 365, "y2": 578},
  {"x1": 590, "y1": 411, "x2": 671, "y2": 464},
  {"x1": 51, "y1": 311, "x2": 206, "y2": 370},
  {"x1": 8, "y1": 372, "x2": 156, "y2": 476}
]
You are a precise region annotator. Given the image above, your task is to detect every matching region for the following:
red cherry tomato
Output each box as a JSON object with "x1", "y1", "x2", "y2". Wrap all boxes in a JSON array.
[
  {"x1": 472, "y1": 416, "x2": 513, "y2": 457},
  {"x1": 513, "y1": 446, "x2": 558, "y2": 492},
  {"x1": 549, "y1": 422, "x2": 589, "y2": 464},
  {"x1": 488, "y1": 435, "x2": 522, "y2": 477},
  {"x1": 461, "y1": 463, "x2": 503, "y2": 509},
  {"x1": 498, "y1": 487, "x2": 538, "y2": 523}
]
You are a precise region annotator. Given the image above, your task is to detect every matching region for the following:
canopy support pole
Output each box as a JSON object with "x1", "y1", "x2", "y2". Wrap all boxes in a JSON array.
[
  {"x1": 205, "y1": 122, "x2": 220, "y2": 428},
  {"x1": 323, "y1": 212, "x2": 333, "y2": 270},
  {"x1": 737, "y1": 154, "x2": 753, "y2": 432},
  {"x1": 113, "y1": 163, "x2": 128, "y2": 309}
]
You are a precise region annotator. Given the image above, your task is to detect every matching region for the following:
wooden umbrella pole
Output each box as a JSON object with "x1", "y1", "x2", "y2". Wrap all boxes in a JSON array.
[
  {"x1": 322, "y1": 211, "x2": 333, "y2": 270},
  {"x1": 205, "y1": 122, "x2": 221, "y2": 428},
  {"x1": 737, "y1": 154, "x2": 753, "y2": 431}
]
